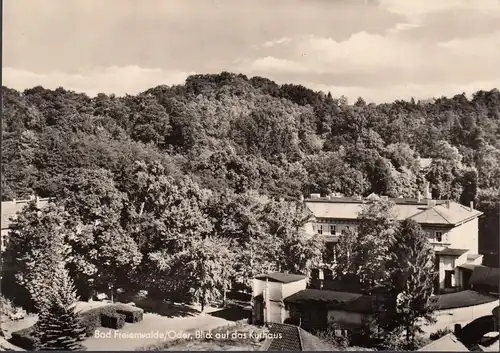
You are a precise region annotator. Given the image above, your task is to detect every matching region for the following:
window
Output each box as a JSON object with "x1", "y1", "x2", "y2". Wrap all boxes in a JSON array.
[
  {"x1": 318, "y1": 224, "x2": 323, "y2": 235},
  {"x1": 330, "y1": 225, "x2": 336, "y2": 235},
  {"x1": 435, "y1": 231, "x2": 443, "y2": 242},
  {"x1": 444, "y1": 270, "x2": 455, "y2": 288},
  {"x1": 324, "y1": 268, "x2": 333, "y2": 281}
]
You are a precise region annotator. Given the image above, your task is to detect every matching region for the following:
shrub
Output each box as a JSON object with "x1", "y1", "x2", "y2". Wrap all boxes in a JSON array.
[
  {"x1": 101, "y1": 313, "x2": 126, "y2": 329},
  {"x1": 9, "y1": 327, "x2": 37, "y2": 351},
  {"x1": 116, "y1": 307, "x2": 144, "y2": 323},
  {"x1": 79, "y1": 303, "x2": 141, "y2": 336},
  {"x1": 430, "y1": 327, "x2": 453, "y2": 341}
]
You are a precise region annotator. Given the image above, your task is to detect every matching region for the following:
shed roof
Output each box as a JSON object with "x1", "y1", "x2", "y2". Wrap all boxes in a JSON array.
[
  {"x1": 283, "y1": 289, "x2": 373, "y2": 313},
  {"x1": 430, "y1": 290, "x2": 498, "y2": 310},
  {"x1": 436, "y1": 248, "x2": 469, "y2": 256},
  {"x1": 254, "y1": 273, "x2": 307, "y2": 284}
]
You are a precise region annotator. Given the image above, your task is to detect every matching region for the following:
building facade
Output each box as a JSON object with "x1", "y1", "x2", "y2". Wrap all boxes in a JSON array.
[{"x1": 302, "y1": 193, "x2": 484, "y2": 294}]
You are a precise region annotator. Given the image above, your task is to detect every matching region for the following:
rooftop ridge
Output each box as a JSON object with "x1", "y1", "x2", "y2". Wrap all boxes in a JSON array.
[{"x1": 427, "y1": 206, "x2": 453, "y2": 225}]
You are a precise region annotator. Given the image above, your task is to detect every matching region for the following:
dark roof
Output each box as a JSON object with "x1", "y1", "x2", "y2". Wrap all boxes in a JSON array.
[
  {"x1": 283, "y1": 289, "x2": 373, "y2": 313},
  {"x1": 266, "y1": 323, "x2": 302, "y2": 351},
  {"x1": 254, "y1": 273, "x2": 307, "y2": 284},
  {"x1": 430, "y1": 290, "x2": 498, "y2": 310},
  {"x1": 469, "y1": 266, "x2": 500, "y2": 290},
  {"x1": 436, "y1": 248, "x2": 469, "y2": 256},
  {"x1": 262, "y1": 323, "x2": 338, "y2": 351}
]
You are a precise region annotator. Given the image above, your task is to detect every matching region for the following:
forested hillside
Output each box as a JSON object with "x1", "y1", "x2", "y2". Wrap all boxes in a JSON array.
[{"x1": 2, "y1": 72, "x2": 500, "y2": 273}]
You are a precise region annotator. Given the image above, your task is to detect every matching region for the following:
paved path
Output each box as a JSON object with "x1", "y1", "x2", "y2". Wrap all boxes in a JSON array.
[{"x1": 82, "y1": 312, "x2": 232, "y2": 351}]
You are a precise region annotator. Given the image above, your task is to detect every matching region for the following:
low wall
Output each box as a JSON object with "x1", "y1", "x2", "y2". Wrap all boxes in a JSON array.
[{"x1": 433, "y1": 299, "x2": 499, "y2": 326}]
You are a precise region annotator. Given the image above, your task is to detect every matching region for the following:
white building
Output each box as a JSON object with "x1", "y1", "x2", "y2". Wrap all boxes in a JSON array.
[
  {"x1": 1, "y1": 196, "x2": 51, "y2": 251},
  {"x1": 302, "y1": 193, "x2": 484, "y2": 293}
]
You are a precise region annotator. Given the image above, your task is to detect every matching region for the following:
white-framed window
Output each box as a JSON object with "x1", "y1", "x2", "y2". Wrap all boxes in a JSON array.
[
  {"x1": 318, "y1": 224, "x2": 323, "y2": 235},
  {"x1": 435, "y1": 231, "x2": 443, "y2": 242},
  {"x1": 330, "y1": 225, "x2": 336, "y2": 235}
]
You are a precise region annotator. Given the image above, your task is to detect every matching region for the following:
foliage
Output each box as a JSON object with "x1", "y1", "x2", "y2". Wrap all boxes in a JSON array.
[
  {"x1": 78, "y1": 304, "x2": 137, "y2": 336},
  {"x1": 381, "y1": 219, "x2": 437, "y2": 348},
  {"x1": 333, "y1": 196, "x2": 396, "y2": 294},
  {"x1": 3, "y1": 202, "x2": 72, "y2": 311},
  {"x1": 34, "y1": 263, "x2": 86, "y2": 351},
  {"x1": 2, "y1": 74, "x2": 500, "y2": 316}
]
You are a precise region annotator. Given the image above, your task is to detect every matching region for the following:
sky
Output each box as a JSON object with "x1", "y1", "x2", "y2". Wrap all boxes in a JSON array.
[{"x1": 3, "y1": 0, "x2": 500, "y2": 103}]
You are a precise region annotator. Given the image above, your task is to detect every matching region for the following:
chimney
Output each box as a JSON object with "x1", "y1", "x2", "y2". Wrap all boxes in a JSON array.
[
  {"x1": 12, "y1": 198, "x2": 16, "y2": 204},
  {"x1": 469, "y1": 201, "x2": 474, "y2": 212},
  {"x1": 445, "y1": 200, "x2": 450, "y2": 209},
  {"x1": 36, "y1": 196, "x2": 40, "y2": 207},
  {"x1": 454, "y1": 324, "x2": 462, "y2": 337}
]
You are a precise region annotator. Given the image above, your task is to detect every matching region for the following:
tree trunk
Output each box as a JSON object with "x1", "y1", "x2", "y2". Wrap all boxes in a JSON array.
[
  {"x1": 223, "y1": 287, "x2": 226, "y2": 307},
  {"x1": 110, "y1": 284, "x2": 114, "y2": 304}
]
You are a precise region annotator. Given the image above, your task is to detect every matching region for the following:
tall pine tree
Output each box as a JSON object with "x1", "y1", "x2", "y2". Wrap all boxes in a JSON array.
[{"x1": 34, "y1": 262, "x2": 86, "y2": 351}]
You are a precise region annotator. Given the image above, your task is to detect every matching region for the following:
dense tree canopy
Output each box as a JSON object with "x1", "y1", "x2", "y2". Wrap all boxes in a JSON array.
[{"x1": 2, "y1": 73, "x2": 499, "y2": 310}]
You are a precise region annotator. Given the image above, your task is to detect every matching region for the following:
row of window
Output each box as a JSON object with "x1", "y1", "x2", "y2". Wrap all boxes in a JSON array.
[
  {"x1": 313, "y1": 224, "x2": 353, "y2": 235},
  {"x1": 313, "y1": 224, "x2": 446, "y2": 242}
]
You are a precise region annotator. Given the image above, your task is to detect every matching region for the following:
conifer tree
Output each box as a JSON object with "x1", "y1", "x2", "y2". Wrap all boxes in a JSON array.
[{"x1": 34, "y1": 262, "x2": 86, "y2": 351}]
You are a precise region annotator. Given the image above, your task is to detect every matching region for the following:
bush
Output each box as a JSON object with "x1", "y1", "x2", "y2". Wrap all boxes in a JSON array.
[
  {"x1": 116, "y1": 307, "x2": 144, "y2": 323},
  {"x1": 430, "y1": 327, "x2": 453, "y2": 341},
  {"x1": 9, "y1": 327, "x2": 37, "y2": 350},
  {"x1": 101, "y1": 313, "x2": 126, "y2": 329},
  {"x1": 79, "y1": 303, "x2": 142, "y2": 336}
]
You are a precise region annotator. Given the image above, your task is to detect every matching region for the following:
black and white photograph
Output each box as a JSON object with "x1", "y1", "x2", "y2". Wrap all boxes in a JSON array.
[{"x1": 1, "y1": 0, "x2": 499, "y2": 351}]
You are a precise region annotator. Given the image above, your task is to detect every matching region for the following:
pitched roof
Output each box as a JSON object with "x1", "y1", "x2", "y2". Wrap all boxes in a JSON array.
[
  {"x1": 304, "y1": 198, "x2": 482, "y2": 226},
  {"x1": 260, "y1": 323, "x2": 338, "y2": 351},
  {"x1": 283, "y1": 289, "x2": 373, "y2": 313},
  {"x1": 409, "y1": 202, "x2": 483, "y2": 225},
  {"x1": 436, "y1": 248, "x2": 469, "y2": 256},
  {"x1": 254, "y1": 273, "x2": 307, "y2": 284},
  {"x1": 1, "y1": 198, "x2": 51, "y2": 230},
  {"x1": 418, "y1": 333, "x2": 469, "y2": 351}
]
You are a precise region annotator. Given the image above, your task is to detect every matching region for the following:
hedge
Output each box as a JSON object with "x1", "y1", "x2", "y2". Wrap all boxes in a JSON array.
[
  {"x1": 116, "y1": 308, "x2": 143, "y2": 323},
  {"x1": 9, "y1": 327, "x2": 37, "y2": 351},
  {"x1": 9, "y1": 303, "x2": 144, "y2": 350},
  {"x1": 101, "y1": 313, "x2": 126, "y2": 329},
  {"x1": 79, "y1": 303, "x2": 144, "y2": 336}
]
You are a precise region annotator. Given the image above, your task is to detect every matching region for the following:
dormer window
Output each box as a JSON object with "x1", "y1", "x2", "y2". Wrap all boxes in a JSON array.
[{"x1": 435, "y1": 231, "x2": 443, "y2": 242}]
